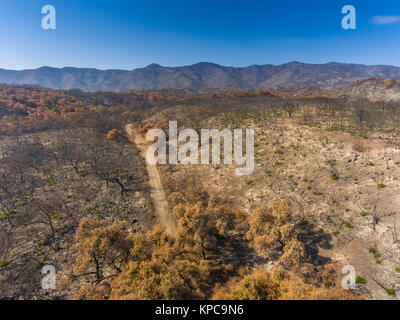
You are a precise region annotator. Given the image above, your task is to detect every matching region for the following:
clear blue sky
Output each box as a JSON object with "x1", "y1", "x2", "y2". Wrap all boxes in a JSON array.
[{"x1": 0, "y1": 0, "x2": 400, "y2": 70}]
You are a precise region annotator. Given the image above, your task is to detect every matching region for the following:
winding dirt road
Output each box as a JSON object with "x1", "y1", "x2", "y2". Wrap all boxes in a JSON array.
[{"x1": 125, "y1": 124, "x2": 176, "y2": 235}]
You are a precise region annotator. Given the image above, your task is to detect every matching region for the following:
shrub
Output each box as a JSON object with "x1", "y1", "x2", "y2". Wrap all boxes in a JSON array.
[
  {"x1": 106, "y1": 129, "x2": 124, "y2": 142},
  {"x1": 330, "y1": 174, "x2": 339, "y2": 181},
  {"x1": 0, "y1": 260, "x2": 9, "y2": 268},
  {"x1": 355, "y1": 276, "x2": 366, "y2": 284},
  {"x1": 377, "y1": 183, "x2": 386, "y2": 189},
  {"x1": 360, "y1": 211, "x2": 368, "y2": 217},
  {"x1": 386, "y1": 288, "x2": 395, "y2": 296},
  {"x1": 1, "y1": 210, "x2": 15, "y2": 220},
  {"x1": 246, "y1": 200, "x2": 306, "y2": 267},
  {"x1": 342, "y1": 222, "x2": 353, "y2": 229},
  {"x1": 298, "y1": 220, "x2": 308, "y2": 226},
  {"x1": 46, "y1": 177, "x2": 56, "y2": 186}
]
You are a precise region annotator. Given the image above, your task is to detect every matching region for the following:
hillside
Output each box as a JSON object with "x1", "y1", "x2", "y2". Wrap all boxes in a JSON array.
[
  {"x1": 339, "y1": 78, "x2": 400, "y2": 102},
  {"x1": 150, "y1": 100, "x2": 400, "y2": 300},
  {"x1": 1, "y1": 83, "x2": 400, "y2": 300},
  {"x1": 2, "y1": 62, "x2": 400, "y2": 92}
]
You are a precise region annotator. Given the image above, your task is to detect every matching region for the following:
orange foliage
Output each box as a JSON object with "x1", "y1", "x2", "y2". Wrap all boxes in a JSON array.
[{"x1": 106, "y1": 129, "x2": 124, "y2": 142}]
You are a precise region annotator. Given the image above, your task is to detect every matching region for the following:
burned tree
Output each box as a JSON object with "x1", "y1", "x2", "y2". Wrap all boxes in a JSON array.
[{"x1": 88, "y1": 141, "x2": 134, "y2": 196}]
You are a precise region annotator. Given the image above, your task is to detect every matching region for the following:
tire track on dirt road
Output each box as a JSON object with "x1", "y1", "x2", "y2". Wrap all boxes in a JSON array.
[{"x1": 125, "y1": 124, "x2": 176, "y2": 235}]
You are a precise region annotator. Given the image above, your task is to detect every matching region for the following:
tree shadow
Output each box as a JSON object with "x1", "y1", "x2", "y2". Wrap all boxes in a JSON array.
[{"x1": 296, "y1": 222, "x2": 332, "y2": 267}]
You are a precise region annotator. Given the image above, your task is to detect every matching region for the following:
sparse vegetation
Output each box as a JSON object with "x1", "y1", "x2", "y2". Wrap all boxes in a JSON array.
[
  {"x1": 386, "y1": 288, "x2": 395, "y2": 296},
  {"x1": 1, "y1": 82, "x2": 400, "y2": 300},
  {"x1": 356, "y1": 276, "x2": 366, "y2": 284}
]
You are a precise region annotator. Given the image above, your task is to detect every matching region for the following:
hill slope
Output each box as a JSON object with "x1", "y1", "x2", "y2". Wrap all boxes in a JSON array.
[{"x1": 339, "y1": 78, "x2": 400, "y2": 101}]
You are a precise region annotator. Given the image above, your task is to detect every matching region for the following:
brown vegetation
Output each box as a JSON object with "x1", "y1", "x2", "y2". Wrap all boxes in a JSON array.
[{"x1": 2, "y1": 83, "x2": 400, "y2": 300}]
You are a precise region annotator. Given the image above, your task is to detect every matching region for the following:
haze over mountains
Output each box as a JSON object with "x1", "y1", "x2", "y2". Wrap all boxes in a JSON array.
[{"x1": 1, "y1": 61, "x2": 400, "y2": 93}]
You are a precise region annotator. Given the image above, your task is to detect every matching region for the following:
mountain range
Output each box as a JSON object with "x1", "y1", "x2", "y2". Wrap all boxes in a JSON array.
[{"x1": 1, "y1": 61, "x2": 400, "y2": 92}]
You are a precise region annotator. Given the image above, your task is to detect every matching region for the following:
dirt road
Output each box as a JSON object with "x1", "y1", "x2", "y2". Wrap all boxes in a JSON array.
[{"x1": 125, "y1": 124, "x2": 176, "y2": 235}]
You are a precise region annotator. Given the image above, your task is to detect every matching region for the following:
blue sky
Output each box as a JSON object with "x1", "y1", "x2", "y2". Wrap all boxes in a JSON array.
[{"x1": 0, "y1": 0, "x2": 400, "y2": 70}]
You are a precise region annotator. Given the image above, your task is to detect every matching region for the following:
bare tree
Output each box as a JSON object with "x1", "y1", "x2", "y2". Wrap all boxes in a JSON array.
[
  {"x1": 283, "y1": 101, "x2": 296, "y2": 119},
  {"x1": 88, "y1": 141, "x2": 134, "y2": 196},
  {"x1": 387, "y1": 102, "x2": 400, "y2": 116}
]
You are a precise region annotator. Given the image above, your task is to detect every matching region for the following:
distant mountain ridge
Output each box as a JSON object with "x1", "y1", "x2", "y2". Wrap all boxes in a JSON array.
[{"x1": 2, "y1": 61, "x2": 400, "y2": 92}]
